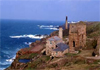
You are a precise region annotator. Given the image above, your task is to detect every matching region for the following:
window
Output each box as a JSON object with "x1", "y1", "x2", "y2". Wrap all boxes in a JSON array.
[
  {"x1": 56, "y1": 45, "x2": 58, "y2": 48},
  {"x1": 73, "y1": 41, "x2": 75, "y2": 47}
]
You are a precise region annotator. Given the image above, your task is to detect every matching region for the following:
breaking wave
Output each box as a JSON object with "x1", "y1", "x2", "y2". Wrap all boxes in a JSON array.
[
  {"x1": 0, "y1": 55, "x2": 15, "y2": 70},
  {"x1": 10, "y1": 34, "x2": 48, "y2": 39},
  {"x1": 24, "y1": 42, "x2": 32, "y2": 45},
  {"x1": 70, "y1": 21, "x2": 80, "y2": 23},
  {"x1": 6, "y1": 55, "x2": 15, "y2": 62},
  {"x1": 37, "y1": 25, "x2": 59, "y2": 30},
  {"x1": 44, "y1": 28, "x2": 58, "y2": 30}
]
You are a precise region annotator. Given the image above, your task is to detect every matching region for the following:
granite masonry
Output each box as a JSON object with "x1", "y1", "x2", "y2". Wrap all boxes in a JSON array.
[{"x1": 69, "y1": 21, "x2": 86, "y2": 52}]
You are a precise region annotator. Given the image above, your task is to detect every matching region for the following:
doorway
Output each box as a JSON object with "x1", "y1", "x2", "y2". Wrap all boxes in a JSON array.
[{"x1": 73, "y1": 41, "x2": 75, "y2": 47}]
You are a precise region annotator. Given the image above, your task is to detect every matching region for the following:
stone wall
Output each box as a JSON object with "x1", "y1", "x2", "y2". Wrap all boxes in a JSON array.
[
  {"x1": 46, "y1": 40, "x2": 56, "y2": 55},
  {"x1": 51, "y1": 49, "x2": 68, "y2": 57},
  {"x1": 69, "y1": 22, "x2": 86, "y2": 52},
  {"x1": 51, "y1": 51, "x2": 64, "y2": 57}
]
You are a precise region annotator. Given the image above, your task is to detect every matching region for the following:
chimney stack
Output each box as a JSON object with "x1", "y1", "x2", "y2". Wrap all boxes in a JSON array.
[
  {"x1": 59, "y1": 26, "x2": 63, "y2": 39},
  {"x1": 65, "y1": 16, "x2": 68, "y2": 29}
]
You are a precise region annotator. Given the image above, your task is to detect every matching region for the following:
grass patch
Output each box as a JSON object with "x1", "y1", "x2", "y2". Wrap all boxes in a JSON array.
[
  {"x1": 65, "y1": 53, "x2": 77, "y2": 57},
  {"x1": 48, "y1": 63, "x2": 58, "y2": 68},
  {"x1": 93, "y1": 60, "x2": 100, "y2": 64},
  {"x1": 87, "y1": 22, "x2": 100, "y2": 38},
  {"x1": 77, "y1": 50, "x2": 93, "y2": 57},
  {"x1": 24, "y1": 55, "x2": 50, "y2": 69},
  {"x1": 18, "y1": 53, "x2": 38, "y2": 59},
  {"x1": 41, "y1": 56, "x2": 50, "y2": 61}
]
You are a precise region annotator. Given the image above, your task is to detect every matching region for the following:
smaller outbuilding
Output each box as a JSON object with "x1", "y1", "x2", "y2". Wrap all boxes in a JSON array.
[
  {"x1": 51, "y1": 43, "x2": 69, "y2": 57},
  {"x1": 46, "y1": 36, "x2": 69, "y2": 57}
]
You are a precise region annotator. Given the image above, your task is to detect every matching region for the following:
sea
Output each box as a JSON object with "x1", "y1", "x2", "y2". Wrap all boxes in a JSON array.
[{"x1": 0, "y1": 19, "x2": 65, "y2": 70}]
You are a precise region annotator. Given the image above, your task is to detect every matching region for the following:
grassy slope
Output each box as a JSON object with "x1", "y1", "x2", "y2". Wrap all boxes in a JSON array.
[{"x1": 86, "y1": 22, "x2": 100, "y2": 38}]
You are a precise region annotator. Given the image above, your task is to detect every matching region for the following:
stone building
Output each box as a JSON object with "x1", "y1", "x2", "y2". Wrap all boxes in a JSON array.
[
  {"x1": 46, "y1": 36, "x2": 63, "y2": 56},
  {"x1": 51, "y1": 43, "x2": 69, "y2": 57},
  {"x1": 69, "y1": 21, "x2": 86, "y2": 52},
  {"x1": 46, "y1": 36, "x2": 69, "y2": 57}
]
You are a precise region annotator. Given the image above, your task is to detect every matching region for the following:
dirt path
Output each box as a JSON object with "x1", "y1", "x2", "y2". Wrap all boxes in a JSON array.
[{"x1": 86, "y1": 56, "x2": 100, "y2": 60}]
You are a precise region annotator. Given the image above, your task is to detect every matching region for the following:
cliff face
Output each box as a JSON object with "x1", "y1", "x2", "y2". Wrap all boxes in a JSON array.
[
  {"x1": 16, "y1": 45, "x2": 43, "y2": 58},
  {"x1": 16, "y1": 41, "x2": 46, "y2": 58}
]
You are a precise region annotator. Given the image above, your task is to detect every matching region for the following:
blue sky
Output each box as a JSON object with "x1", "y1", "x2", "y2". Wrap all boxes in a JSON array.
[{"x1": 0, "y1": 0, "x2": 100, "y2": 21}]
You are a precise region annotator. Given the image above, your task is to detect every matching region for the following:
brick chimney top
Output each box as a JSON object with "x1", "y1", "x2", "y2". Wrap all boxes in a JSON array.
[{"x1": 66, "y1": 16, "x2": 68, "y2": 21}]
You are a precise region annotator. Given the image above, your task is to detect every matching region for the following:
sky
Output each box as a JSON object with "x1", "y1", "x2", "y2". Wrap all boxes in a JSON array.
[{"x1": 0, "y1": 0, "x2": 100, "y2": 21}]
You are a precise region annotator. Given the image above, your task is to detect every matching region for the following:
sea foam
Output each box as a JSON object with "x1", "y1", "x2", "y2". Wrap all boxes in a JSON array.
[
  {"x1": 10, "y1": 34, "x2": 47, "y2": 39},
  {"x1": 37, "y1": 25, "x2": 59, "y2": 30},
  {"x1": 24, "y1": 42, "x2": 32, "y2": 45},
  {"x1": 6, "y1": 55, "x2": 15, "y2": 62}
]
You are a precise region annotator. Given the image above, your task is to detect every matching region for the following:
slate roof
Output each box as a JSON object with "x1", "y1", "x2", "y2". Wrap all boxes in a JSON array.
[
  {"x1": 48, "y1": 36, "x2": 61, "y2": 41},
  {"x1": 53, "y1": 43, "x2": 69, "y2": 52}
]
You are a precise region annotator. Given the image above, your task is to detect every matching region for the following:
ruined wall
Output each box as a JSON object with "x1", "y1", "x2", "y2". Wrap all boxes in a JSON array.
[
  {"x1": 69, "y1": 33, "x2": 79, "y2": 51},
  {"x1": 77, "y1": 23, "x2": 86, "y2": 48},
  {"x1": 51, "y1": 51, "x2": 64, "y2": 57},
  {"x1": 46, "y1": 40, "x2": 56, "y2": 55},
  {"x1": 69, "y1": 22, "x2": 86, "y2": 52}
]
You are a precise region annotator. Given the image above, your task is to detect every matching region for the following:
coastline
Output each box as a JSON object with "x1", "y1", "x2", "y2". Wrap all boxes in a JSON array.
[{"x1": 5, "y1": 21, "x2": 100, "y2": 70}]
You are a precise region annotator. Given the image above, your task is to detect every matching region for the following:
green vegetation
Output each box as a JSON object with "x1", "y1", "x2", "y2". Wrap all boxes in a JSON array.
[
  {"x1": 85, "y1": 36, "x2": 98, "y2": 50},
  {"x1": 86, "y1": 22, "x2": 100, "y2": 38},
  {"x1": 24, "y1": 55, "x2": 50, "y2": 70},
  {"x1": 93, "y1": 60, "x2": 100, "y2": 64},
  {"x1": 86, "y1": 39, "x2": 97, "y2": 50},
  {"x1": 92, "y1": 39, "x2": 97, "y2": 49},
  {"x1": 47, "y1": 63, "x2": 58, "y2": 68},
  {"x1": 65, "y1": 53, "x2": 77, "y2": 56},
  {"x1": 18, "y1": 53, "x2": 38, "y2": 59}
]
